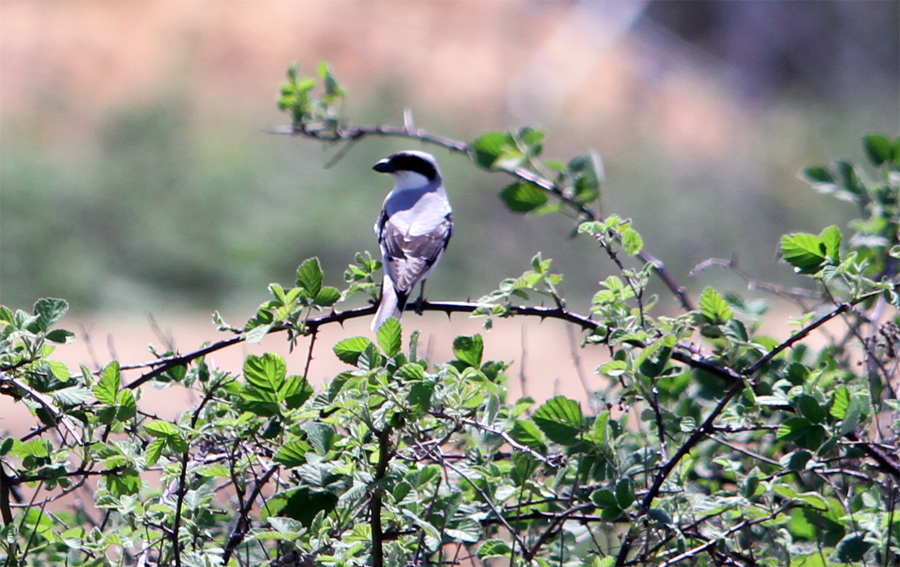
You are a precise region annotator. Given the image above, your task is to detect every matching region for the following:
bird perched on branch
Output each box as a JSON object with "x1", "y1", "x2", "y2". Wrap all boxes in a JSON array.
[{"x1": 371, "y1": 151, "x2": 453, "y2": 332}]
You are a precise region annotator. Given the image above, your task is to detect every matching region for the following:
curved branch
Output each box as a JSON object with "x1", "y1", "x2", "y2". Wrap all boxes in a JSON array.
[{"x1": 272, "y1": 122, "x2": 695, "y2": 311}]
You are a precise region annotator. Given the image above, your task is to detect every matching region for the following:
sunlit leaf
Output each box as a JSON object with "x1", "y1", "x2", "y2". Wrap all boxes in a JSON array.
[
  {"x1": 500, "y1": 182, "x2": 548, "y2": 213},
  {"x1": 333, "y1": 337, "x2": 374, "y2": 366},
  {"x1": 478, "y1": 539, "x2": 512, "y2": 560},
  {"x1": 780, "y1": 233, "x2": 826, "y2": 274},
  {"x1": 533, "y1": 396, "x2": 582, "y2": 446},
  {"x1": 93, "y1": 362, "x2": 120, "y2": 406},
  {"x1": 452, "y1": 335, "x2": 483, "y2": 368},
  {"x1": 377, "y1": 317, "x2": 402, "y2": 357},
  {"x1": 244, "y1": 352, "x2": 286, "y2": 394},
  {"x1": 274, "y1": 440, "x2": 312, "y2": 468},
  {"x1": 296, "y1": 257, "x2": 324, "y2": 297},
  {"x1": 699, "y1": 287, "x2": 733, "y2": 325}
]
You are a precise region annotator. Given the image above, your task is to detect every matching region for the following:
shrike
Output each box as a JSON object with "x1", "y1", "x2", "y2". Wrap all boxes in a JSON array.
[{"x1": 371, "y1": 151, "x2": 453, "y2": 332}]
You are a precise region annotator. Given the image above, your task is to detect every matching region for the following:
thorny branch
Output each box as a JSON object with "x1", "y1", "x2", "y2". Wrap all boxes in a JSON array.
[
  {"x1": 101, "y1": 293, "x2": 898, "y2": 483},
  {"x1": 271, "y1": 121, "x2": 695, "y2": 312}
]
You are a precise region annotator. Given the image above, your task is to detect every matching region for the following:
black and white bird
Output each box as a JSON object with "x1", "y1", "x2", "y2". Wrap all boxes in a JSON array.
[{"x1": 371, "y1": 151, "x2": 453, "y2": 332}]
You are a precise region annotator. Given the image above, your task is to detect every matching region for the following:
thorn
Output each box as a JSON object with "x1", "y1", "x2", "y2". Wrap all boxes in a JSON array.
[{"x1": 403, "y1": 107, "x2": 414, "y2": 130}]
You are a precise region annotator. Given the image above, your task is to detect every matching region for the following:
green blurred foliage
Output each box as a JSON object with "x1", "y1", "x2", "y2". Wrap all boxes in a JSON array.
[{"x1": 0, "y1": 89, "x2": 891, "y2": 317}]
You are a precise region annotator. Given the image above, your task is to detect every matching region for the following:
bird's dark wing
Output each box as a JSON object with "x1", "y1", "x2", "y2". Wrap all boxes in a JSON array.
[{"x1": 379, "y1": 212, "x2": 453, "y2": 294}]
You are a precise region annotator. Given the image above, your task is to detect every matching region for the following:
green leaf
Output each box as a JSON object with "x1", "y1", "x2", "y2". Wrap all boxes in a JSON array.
[
  {"x1": 533, "y1": 396, "x2": 583, "y2": 446},
  {"x1": 46, "y1": 329, "x2": 75, "y2": 344},
  {"x1": 478, "y1": 539, "x2": 512, "y2": 560},
  {"x1": 106, "y1": 468, "x2": 141, "y2": 496},
  {"x1": 144, "y1": 439, "x2": 164, "y2": 467},
  {"x1": 357, "y1": 342, "x2": 382, "y2": 371},
  {"x1": 830, "y1": 386, "x2": 849, "y2": 419},
  {"x1": 835, "y1": 160, "x2": 861, "y2": 195},
  {"x1": 333, "y1": 337, "x2": 374, "y2": 366},
  {"x1": 699, "y1": 287, "x2": 733, "y2": 325},
  {"x1": 780, "y1": 233, "x2": 826, "y2": 274},
  {"x1": 590, "y1": 411, "x2": 610, "y2": 444},
  {"x1": 837, "y1": 533, "x2": 871, "y2": 562},
  {"x1": 819, "y1": 225, "x2": 841, "y2": 263},
  {"x1": 144, "y1": 420, "x2": 180, "y2": 438},
  {"x1": 401, "y1": 509, "x2": 442, "y2": 550},
  {"x1": 167, "y1": 433, "x2": 188, "y2": 453},
  {"x1": 244, "y1": 352, "x2": 286, "y2": 394},
  {"x1": 472, "y1": 132, "x2": 508, "y2": 169},
  {"x1": 591, "y1": 489, "x2": 618, "y2": 508},
  {"x1": 116, "y1": 389, "x2": 136, "y2": 421},
  {"x1": 51, "y1": 385, "x2": 91, "y2": 406},
  {"x1": 314, "y1": 286, "x2": 341, "y2": 307},
  {"x1": 621, "y1": 227, "x2": 643, "y2": 255},
  {"x1": 304, "y1": 423, "x2": 335, "y2": 455},
  {"x1": 408, "y1": 381, "x2": 434, "y2": 412},
  {"x1": 500, "y1": 182, "x2": 548, "y2": 213},
  {"x1": 615, "y1": 477, "x2": 635, "y2": 509},
  {"x1": 33, "y1": 297, "x2": 68, "y2": 332},
  {"x1": 452, "y1": 335, "x2": 483, "y2": 368},
  {"x1": 863, "y1": 133, "x2": 893, "y2": 166},
  {"x1": 395, "y1": 363, "x2": 426, "y2": 381},
  {"x1": 244, "y1": 323, "x2": 272, "y2": 344},
  {"x1": 377, "y1": 318, "x2": 402, "y2": 357},
  {"x1": 280, "y1": 376, "x2": 313, "y2": 409},
  {"x1": 568, "y1": 151, "x2": 603, "y2": 205},
  {"x1": 777, "y1": 417, "x2": 826, "y2": 450},
  {"x1": 94, "y1": 362, "x2": 120, "y2": 406},
  {"x1": 296, "y1": 258, "x2": 324, "y2": 297},
  {"x1": 510, "y1": 419, "x2": 547, "y2": 451},
  {"x1": 839, "y1": 394, "x2": 862, "y2": 435},
  {"x1": 803, "y1": 165, "x2": 834, "y2": 185},
  {"x1": 796, "y1": 394, "x2": 825, "y2": 424},
  {"x1": 318, "y1": 61, "x2": 343, "y2": 99},
  {"x1": 44, "y1": 359, "x2": 68, "y2": 381},
  {"x1": 273, "y1": 440, "x2": 311, "y2": 468},
  {"x1": 273, "y1": 487, "x2": 339, "y2": 528}
]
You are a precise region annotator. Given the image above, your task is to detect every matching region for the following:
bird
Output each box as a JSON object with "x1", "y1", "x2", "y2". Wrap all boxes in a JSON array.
[{"x1": 371, "y1": 150, "x2": 453, "y2": 332}]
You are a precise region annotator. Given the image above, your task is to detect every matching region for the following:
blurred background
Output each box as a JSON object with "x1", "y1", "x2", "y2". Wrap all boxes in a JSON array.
[{"x1": 0, "y1": 1, "x2": 897, "y2": 380}]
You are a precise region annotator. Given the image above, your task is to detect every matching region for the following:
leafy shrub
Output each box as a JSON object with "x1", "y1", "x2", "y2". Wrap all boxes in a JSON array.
[{"x1": 1, "y1": 64, "x2": 898, "y2": 567}]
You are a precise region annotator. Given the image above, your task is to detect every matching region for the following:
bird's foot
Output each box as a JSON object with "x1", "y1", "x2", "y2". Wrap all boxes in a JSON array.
[{"x1": 413, "y1": 294, "x2": 426, "y2": 315}]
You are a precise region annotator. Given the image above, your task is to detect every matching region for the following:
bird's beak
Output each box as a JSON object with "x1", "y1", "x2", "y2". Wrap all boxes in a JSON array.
[{"x1": 373, "y1": 159, "x2": 394, "y2": 173}]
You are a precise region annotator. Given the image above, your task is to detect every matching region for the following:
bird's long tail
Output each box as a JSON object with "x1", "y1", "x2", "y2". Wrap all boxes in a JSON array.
[{"x1": 372, "y1": 276, "x2": 409, "y2": 332}]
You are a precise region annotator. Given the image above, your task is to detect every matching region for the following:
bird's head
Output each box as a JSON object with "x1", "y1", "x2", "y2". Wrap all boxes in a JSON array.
[{"x1": 373, "y1": 151, "x2": 441, "y2": 190}]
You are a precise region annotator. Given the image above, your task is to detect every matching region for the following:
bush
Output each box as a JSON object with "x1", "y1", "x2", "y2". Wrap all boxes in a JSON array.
[{"x1": 1, "y1": 63, "x2": 898, "y2": 567}]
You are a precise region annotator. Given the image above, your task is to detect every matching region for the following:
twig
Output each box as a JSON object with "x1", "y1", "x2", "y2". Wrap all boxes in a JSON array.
[
  {"x1": 171, "y1": 376, "x2": 226, "y2": 567},
  {"x1": 221, "y1": 462, "x2": 279, "y2": 564},
  {"x1": 431, "y1": 413, "x2": 561, "y2": 468},
  {"x1": 442, "y1": 460, "x2": 530, "y2": 557},
  {"x1": 0, "y1": 373, "x2": 83, "y2": 445},
  {"x1": 370, "y1": 426, "x2": 393, "y2": 567},
  {"x1": 657, "y1": 505, "x2": 790, "y2": 567},
  {"x1": 691, "y1": 257, "x2": 820, "y2": 305},
  {"x1": 616, "y1": 380, "x2": 747, "y2": 567},
  {"x1": 742, "y1": 295, "x2": 874, "y2": 377},
  {"x1": 524, "y1": 503, "x2": 597, "y2": 562}
]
